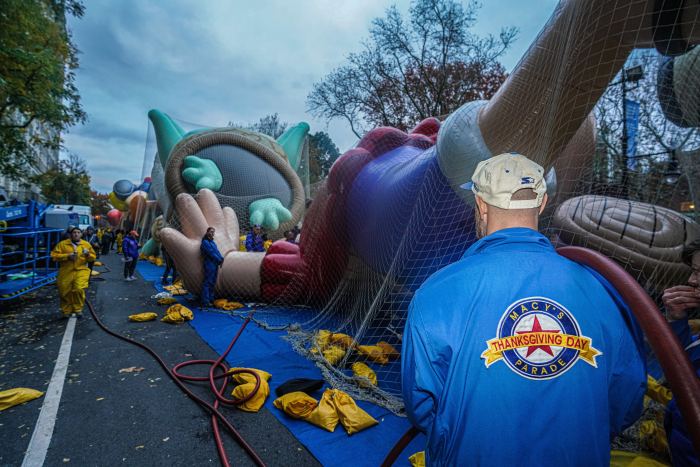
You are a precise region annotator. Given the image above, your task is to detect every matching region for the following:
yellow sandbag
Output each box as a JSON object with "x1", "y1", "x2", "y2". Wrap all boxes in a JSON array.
[
  {"x1": 229, "y1": 367, "x2": 271, "y2": 385},
  {"x1": 161, "y1": 304, "x2": 194, "y2": 324},
  {"x1": 377, "y1": 341, "x2": 400, "y2": 360},
  {"x1": 213, "y1": 299, "x2": 244, "y2": 311},
  {"x1": 273, "y1": 391, "x2": 318, "y2": 419},
  {"x1": 329, "y1": 332, "x2": 355, "y2": 350},
  {"x1": 94, "y1": 261, "x2": 103, "y2": 266},
  {"x1": 689, "y1": 319, "x2": 700, "y2": 335},
  {"x1": 352, "y1": 362, "x2": 377, "y2": 386},
  {"x1": 128, "y1": 312, "x2": 158, "y2": 322},
  {"x1": 305, "y1": 389, "x2": 340, "y2": 432},
  {"x1": 331, "y1": 389, "x2": 378, "y2": 435},
  {"x1": 239, "y1": 235, "x2": 247, "y2": 251},
  {"x1": 323, "y1": 345, "x2": 346, "y2": 366},
  {"x1": 357, "y1": 345, "x2": 389, "y2": 364},
  {"x1": 315, "y1": 329, "x2": 333, "y2": 350},
  {"x1": 231, "y1": 380, "x2": 270, "y2": 412},
  {"x1": 610, "y1": 450, "x2": 667, "y2": 466},
  {"x1": 263, "y1": 240, "x2": 273, "y2": 250},
  {"x1": 646, "y1": 375, "x2": 672, "y2": 406},
  {"x1": 639, "y1": 420, "x2": 670, "y2": 454},
  {"x1": 0, "y1": 388, "x2": 44, "y2": 411},
  {"x1": 157, "y1": 296, "x2": 178, "y2": 305},
  {"x1": 153, "y1": 258, "x2": 163, "y2": 266},
  {"x1": 409, "y1": 451, "x2": 425, "y2": 467}
]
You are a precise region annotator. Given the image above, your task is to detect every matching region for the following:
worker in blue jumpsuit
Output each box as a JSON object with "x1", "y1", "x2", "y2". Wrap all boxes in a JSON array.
[
  {"x1": 661, "y1": 239, "x2": 700, "y2": 466},
  {"x1": 200, "y1": 226, "x2": 224, "y2": 306},
  {"x1": 401, "y1": 153, "x2": 646, "y2": 466},
  {"x1": 245, "y1": 224, "x2": 266, "y2": 252}
]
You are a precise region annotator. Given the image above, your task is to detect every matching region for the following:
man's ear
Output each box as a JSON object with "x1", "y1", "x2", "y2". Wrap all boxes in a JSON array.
[
  {"x1": 538, "y1": 194, "x2": 549, "y2": 215},
  {"x1": 475, "y1": 196, "x2": 488, "y2": 218}
]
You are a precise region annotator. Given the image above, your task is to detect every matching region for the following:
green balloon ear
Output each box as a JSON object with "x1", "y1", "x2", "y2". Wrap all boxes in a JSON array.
[
  {"x1": 277, "y1": 122, "x2": 310, "y2": 171},
  {"x1": 148, "y1": 109, "x2": 186, "y2": 168}
]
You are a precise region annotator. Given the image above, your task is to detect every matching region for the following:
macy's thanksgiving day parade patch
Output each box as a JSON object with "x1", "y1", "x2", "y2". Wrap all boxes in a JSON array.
[{"x1": 481, "y1": 297, "x2": 601, "y2": 380}]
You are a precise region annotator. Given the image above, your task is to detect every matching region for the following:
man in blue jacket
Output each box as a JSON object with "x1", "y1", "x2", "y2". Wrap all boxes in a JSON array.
[
  {"x1": 122, "y1": 230, "x2": 140, "y2": 281},
  {"x1": 401, "y1": 153, "x2": 646, "y2": 466},
  {"x1": 245, "y1": 224, "x2": 266, "y2": 252},
  {"x1": 200, "y1": 226, "x2": 224, "y2": 306}
]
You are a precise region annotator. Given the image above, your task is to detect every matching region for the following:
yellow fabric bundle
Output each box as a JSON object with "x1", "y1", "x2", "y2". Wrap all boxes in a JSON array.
[
  {"x1": 232, "y1": 381, "x2": 270, "y2": 412},
  {"x1": 351, "y1": 362, "x2": 377, "y2": 386},
  {"x1": 646, "y1": 375, "x2": 672, "y2": 406},
  {"x1": 213, "y1": 299, "x2": 245, "y2": 311},
  {"x1": 609, "y1": 450, "x2": 667, "y2": 466},
  {"x1": 331, "y1": 389, "x2": 378, "y2": 435},
  {"x1": 273, "y1": 391, "x2": 318, "y2": 419},
  {"x1": 157, "y1": 296, "x2": 178, "y2": 305},
  {"x1": 263, "y1": 240, "x2": 273, "y2": 250},
  {"x1": 329, "y1": 332, "x2": 355, "y2": 350},
  {"x1": 229, "y1": 368, "x2": 272, "y2": 412},
  {"x1": 690, "y1": 319, "x2": 700, "y2": 335},
  {"x1": 357, "y1": 345, "x2": 389, "y2": 364},
  {"x1": 163, "y1": 280, "x2": 188, "y2": 295},
  {"x1": 229, "y1": 368, "x2": 272, "y2": 385},
  {"x1": 377, "y1": 341, "x2": 400, "y2": 360},
  {"x1": 128, "y1": 312, "x2": 158, "y2": 322},
  {"x1": 315, "y1": 330, "x2": 333, "y2": 350},
  {"x1": 0, "y1": 388, "x2": 44, "y2": 411},
  {"x1": 239, "y1": 235, "x2": 247, "y2": 252},
  {"x1": 409, "y1": 451, "x2": 425, "y2": 467},
  {"x1": 161, "y1": 304, "x2": 194, "y2": 324},
  {"x1": 638, "y1": 420, "x2": 669, "y2": 454},
  {"x1": 322, "y1": 345, "x2": 346, "y2": 366},
  {"x1": 305, "y1": 389, "x2": 340, "y2": 432}
]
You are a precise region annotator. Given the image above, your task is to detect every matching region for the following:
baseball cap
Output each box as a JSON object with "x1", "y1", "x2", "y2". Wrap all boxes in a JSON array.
[{"x1": 464, "y1": 153, "x2": 546, "y2": 209}]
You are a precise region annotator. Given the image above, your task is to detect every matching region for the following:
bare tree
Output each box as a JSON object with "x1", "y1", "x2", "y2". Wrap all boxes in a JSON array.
[{"x1": 307, "y1": 0, "x2": 517, "y2": 137}]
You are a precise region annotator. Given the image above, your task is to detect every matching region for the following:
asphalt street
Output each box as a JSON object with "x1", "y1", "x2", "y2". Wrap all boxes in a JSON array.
[{"x1": 0, "y1": 252, "x2": 321, "y2": 466}]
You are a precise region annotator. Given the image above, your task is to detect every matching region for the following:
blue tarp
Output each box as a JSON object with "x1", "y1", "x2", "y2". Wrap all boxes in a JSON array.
[{"x1": 137, "y1": 260, "x2": 426, "y2": 466}]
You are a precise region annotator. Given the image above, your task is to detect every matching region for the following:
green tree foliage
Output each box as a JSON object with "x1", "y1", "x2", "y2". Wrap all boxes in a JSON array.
[
  {"x1": 307, "y1": 0, "x2": 516, "y2": 137},
  {"x1": 90, "y1": 190, "x2": 111, "y2": 216},
  {"x1": 308, "y1": 132, "x2": 340, "y2": 184},
  {"x1": 0, "y1": 0, "x2": 86, "y2": 180},
  {"x1": 33, "y1": 153, "x2": 91, "y2": 204}
]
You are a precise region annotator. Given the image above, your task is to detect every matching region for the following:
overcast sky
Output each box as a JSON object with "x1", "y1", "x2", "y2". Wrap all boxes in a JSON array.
[{"x1": 64, "y1": 0, "x2": 558, "y2": 193}]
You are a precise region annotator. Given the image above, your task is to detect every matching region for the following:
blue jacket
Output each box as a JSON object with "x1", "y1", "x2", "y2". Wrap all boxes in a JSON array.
[
  {"x1": 122, "y1": 236, "x2": 139, "y2": 260},
  {"x1": 666, "y1": 320, "x2": 700, "y2": 467},
  {"x1": 402, "y1": 228, "x2": 646, "y2": 466},
  {"x1": 200, "y1": 238, "x2": 224, "y2": 270},
  {"x1": 245, "y1": 233, "x2": 265, "y2": 252}
]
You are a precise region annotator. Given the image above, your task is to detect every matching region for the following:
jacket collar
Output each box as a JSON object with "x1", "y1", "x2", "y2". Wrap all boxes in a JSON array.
[{"x1": 462, "y1": 227, "x2": 553, "y2": 259}]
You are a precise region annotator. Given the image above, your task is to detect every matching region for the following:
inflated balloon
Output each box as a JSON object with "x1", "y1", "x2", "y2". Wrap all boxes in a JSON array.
[
  {"x1": 106, "y1": 209, "x2": 122, "y2": 227},
  {"x1": 127, "y1": 190, "x2": 147, "y2": 223},
  {"x1": 108, "y1": 191, "x2": 128, "y2": 212},
  {"x1": 113, "y1": 179, "x2": 136, "y2": 200}
]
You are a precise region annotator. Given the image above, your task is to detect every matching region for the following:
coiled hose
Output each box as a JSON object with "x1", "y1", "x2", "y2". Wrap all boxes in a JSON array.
[
  {"x1": 86, "y1": 300, "x2": 266, "y2": 467},
  {"x1": 380, "y1": 246, "x2": 700, "y2": 466}
]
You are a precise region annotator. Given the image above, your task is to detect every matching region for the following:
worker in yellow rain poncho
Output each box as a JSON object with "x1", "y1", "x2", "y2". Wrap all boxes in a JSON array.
[{"x1": 51, "y1": 227, "x2": 96, "y2": 317}]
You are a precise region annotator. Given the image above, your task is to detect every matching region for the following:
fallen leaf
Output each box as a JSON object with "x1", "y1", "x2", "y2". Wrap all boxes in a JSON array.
[{"x1": 119, "y1": 367, "x2": 145, "y2": 374}]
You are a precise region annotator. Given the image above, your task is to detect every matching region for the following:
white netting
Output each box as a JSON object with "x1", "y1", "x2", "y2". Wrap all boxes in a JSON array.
[{"x1": 139, "y1": 2, "x2": 700, "y2": 436}]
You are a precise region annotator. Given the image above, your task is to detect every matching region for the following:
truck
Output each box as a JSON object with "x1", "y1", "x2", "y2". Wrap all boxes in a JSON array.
[{"x1": 53, "y1": 204, "x2": 93, "y2": 231}]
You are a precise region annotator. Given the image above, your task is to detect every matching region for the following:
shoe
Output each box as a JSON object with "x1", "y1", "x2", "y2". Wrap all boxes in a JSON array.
[
  {"x1": 125, "y1": 277, "x2": 134, "y2": 281},
  {"x1": 130, "y1": 276, "x2": 137, "y2": 281}
]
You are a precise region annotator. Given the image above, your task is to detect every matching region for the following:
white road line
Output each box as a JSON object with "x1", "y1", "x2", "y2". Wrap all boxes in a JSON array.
[{"x1": 21, "y1": 315, "x2": 77, "y2": 467}]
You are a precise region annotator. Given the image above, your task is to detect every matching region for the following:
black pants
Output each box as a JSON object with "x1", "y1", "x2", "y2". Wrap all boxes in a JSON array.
[
  {"x1": 123, "y1": 259, "x2": 136, "y2": 278},
  {"x1": 162, "y1": 260, "x2": 178, "y2": 283}
]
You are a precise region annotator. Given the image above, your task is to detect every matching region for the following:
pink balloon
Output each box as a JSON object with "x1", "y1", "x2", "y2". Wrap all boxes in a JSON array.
[{"x1": 107, "y1": 209, "x2": 122, "y2": 227}]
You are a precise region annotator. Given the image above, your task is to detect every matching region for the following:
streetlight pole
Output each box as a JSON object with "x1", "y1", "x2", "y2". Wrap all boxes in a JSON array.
[{"x1": 616, "y1": 64, "x2": 644, "y2": 199}]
